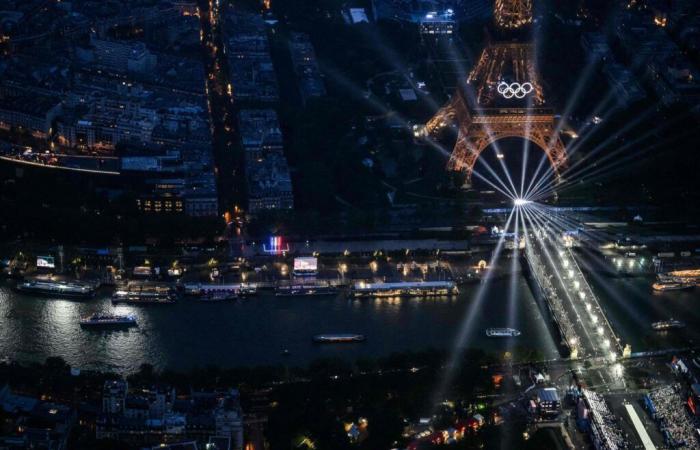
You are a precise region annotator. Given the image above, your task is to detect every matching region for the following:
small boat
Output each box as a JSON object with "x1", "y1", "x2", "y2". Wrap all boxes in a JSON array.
[
  {"x1": 652, "y1": 282, "x2": 694, "y2": 292},
  {"x1": 230, "y1": 284, "x2": 258, "y2": 297},
  {"x1": 485, "y1": 328, "x2": 521, "y2": 338},
  {"x1": 652, "y1": 319, "x2": 685, "y2": 331},
  {"x1": 80, "y1": 314, "x2": 137, "y2": 328},
  {"x1": 312, "y1": 334, "x2": 366, "y2": 343}
]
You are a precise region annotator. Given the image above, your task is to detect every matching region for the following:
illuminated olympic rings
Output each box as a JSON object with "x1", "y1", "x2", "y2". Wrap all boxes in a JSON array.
[{"x1": 497, "y1": 81, "x2": 534, "y2": 99}]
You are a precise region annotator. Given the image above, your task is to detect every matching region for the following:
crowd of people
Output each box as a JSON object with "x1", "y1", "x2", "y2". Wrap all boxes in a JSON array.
[
  {"x1": 0, "y1": 147, "x2": 59, "y2": 166},
  {"x1": 582, "y1": 388, "x2": 628, "y2": 450},
  {"x1": 648, "y1": 384, "x2": 700, "y2": 448},
  {"x1": 526, "y1": 239, "x2": 582, "y2": 354}
]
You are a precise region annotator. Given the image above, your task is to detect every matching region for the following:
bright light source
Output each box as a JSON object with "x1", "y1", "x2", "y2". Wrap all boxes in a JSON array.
[
  {"x1": 513, "y1": 198, "x2": 531, "y2": 206},
  {"x1": 613, "y1": 363, "x2": 623, "y2": 377},
  {"x1": 496, "y1": 153, "x2": 505, "y2": 159}
]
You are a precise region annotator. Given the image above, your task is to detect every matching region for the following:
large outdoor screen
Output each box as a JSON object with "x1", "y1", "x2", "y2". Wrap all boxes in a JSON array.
[
  {"x1": 36, "y1": 256, "x2": 55, "y2": 269},
  {"x1": 293, "y1": 257, "x2": 318, "y2": 272}
]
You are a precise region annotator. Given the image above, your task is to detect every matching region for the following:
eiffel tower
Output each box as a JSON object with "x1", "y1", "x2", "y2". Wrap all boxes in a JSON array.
[{"x1": 421, "y1": 0, "x2": 567, "y2": 189}]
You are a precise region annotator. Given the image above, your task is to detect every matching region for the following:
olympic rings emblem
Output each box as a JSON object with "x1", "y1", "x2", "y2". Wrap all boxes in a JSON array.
[{"x1": 497, "y1": 81, "x2": 534, "y2": 99}]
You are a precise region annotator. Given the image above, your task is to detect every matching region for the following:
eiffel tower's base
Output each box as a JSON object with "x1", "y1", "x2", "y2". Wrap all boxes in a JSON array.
[{"x1": 425, "y1": 39, "x2": 569, "y2": 194}]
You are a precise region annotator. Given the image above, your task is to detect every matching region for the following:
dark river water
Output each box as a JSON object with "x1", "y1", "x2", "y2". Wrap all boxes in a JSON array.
[
  {"x1": 587, "y1": 274, "x2": 700, "y2": 353},
  {"x1": 0, "y1": 274, "x2": 559, "y2": 374},
  {"x1": 1, "y1": 268, "x2": 697, "y2": 374}
]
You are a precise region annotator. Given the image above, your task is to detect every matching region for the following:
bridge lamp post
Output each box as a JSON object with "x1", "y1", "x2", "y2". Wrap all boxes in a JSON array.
[{"x1": 613, "y1": 363, "x2": 623, "y2": 378}]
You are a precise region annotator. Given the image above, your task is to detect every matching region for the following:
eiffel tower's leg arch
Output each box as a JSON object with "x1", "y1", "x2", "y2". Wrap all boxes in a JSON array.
[{"x1": 447, "y1": 126, "x2": 567, "y2": 191}]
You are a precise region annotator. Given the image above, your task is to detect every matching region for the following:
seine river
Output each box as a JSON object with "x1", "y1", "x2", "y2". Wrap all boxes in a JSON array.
[{"x1": 1, "y1": 271, "x2": 697, "y2": 374}]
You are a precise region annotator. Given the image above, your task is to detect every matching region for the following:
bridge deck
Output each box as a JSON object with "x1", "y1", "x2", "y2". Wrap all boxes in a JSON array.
[{"x1": 525, "y1": 228, "x2": 622, "y2": 360}]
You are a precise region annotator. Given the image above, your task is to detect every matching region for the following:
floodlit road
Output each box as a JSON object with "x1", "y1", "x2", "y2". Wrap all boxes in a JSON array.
[{"x1": 521, "y1": 206, "x2": 626, "y2": 388}]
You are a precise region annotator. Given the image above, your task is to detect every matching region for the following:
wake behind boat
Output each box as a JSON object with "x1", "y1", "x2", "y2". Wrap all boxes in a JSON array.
[
  {"x1": 312, "y1": 333, "x2": 366, "y2": 343},
  {"x1": 485, "y1": 328, "x2": 521, "y2": 338},
  {"x1": 80, "y1": 313, "x2": 137, "y2": 328}
]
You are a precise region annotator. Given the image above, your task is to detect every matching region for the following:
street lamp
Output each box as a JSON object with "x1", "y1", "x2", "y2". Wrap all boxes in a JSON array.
[{"x1": 613, "y1": 363, "x2": 623, "y2": 377}]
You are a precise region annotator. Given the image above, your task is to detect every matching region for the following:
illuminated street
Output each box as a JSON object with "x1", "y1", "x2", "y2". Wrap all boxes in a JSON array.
[{"x1": 522, "y1": 208, "x2": 625, "y2": 362}]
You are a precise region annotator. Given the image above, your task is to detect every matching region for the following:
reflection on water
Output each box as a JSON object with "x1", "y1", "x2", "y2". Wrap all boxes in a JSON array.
[{"x1": 0, "y1": 277, "x2": 559, "y2": 374}]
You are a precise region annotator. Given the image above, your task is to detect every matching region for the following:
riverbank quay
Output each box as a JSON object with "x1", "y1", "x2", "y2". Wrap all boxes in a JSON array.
[{"x1": 0, "y1": 237, "x2": 509, "y2": 294}]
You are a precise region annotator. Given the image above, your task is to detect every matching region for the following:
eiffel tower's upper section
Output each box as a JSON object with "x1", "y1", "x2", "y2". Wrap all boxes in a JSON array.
[
  {"x1": 494, "y1": 0, "x2": 533, "y2": 30},
  {"x1": 462, "y1": 0, "x2": 541, "y2": 109}
]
